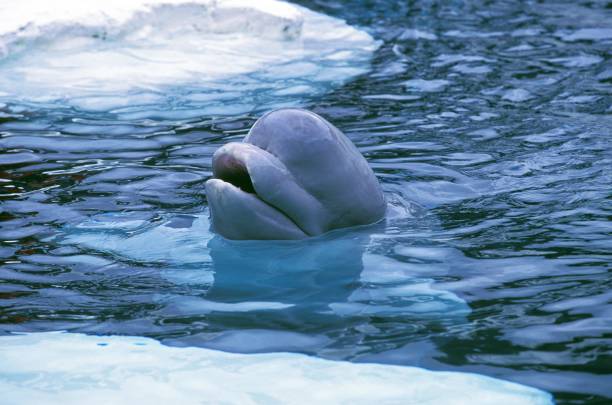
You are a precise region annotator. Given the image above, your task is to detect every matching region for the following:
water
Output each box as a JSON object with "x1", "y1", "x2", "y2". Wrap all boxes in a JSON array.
[{"x1": 1, "y1": 0, "x2": 611, "y2": 403}]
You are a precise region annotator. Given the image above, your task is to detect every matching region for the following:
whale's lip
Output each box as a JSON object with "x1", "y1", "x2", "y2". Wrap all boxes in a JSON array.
[
  {"x1": 205, "y1": 177, "x2": 308, "y2": 240},
  {"x1": 207, "y1": 177, "x2": 274, "y2": 215}
]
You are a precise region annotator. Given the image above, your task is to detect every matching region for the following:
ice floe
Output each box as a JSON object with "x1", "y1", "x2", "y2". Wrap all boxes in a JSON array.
[{"x1": 0, "y1": 332, "x2": 553, "y2": 405}]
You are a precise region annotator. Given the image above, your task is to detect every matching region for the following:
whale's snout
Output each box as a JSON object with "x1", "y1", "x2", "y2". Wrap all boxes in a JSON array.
[{"x1": 205, "y1": 108, "x2": 385, "y2": 240}]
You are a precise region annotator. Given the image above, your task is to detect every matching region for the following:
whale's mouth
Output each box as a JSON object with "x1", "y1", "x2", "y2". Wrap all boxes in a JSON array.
[
  {"x1": 210, "y1": 144, "x2": 274, "y2": 207},
  {"x1": 213, "y1": 154, "x2": 256, "y2": 195},
  {"x1": 205, "y1": 143, "x2": 309, "y2": 240}
]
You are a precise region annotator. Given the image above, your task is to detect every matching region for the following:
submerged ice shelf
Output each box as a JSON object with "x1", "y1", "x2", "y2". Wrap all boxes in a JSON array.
[
  {"x1": 0, "y1": 332, "x2": 553, "y2": 405},
  {"x1": 0, "y1": 0, "x2": 378, "y2": 116},
  {"x1": 59, "y1": 212, "x2": 472, "y2": 322}
]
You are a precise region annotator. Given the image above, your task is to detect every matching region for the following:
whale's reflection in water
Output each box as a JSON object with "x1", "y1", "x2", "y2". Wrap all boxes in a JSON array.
[{"x1": 60, "y1": 211, "x2": 469, "y2": 354}]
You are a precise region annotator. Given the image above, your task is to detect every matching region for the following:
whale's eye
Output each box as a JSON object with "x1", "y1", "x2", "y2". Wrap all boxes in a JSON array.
[{"x1": 213, "y1": 155, "x2": 256, "y2": 194}]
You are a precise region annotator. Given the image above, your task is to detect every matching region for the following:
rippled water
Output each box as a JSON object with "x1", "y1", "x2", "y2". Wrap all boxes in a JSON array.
[{"x1": 1, "y1": 1, "x2": 611, "y2": 403}]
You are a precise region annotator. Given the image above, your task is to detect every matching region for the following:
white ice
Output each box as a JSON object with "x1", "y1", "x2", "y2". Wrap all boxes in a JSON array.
[
  {"x1": 0, "y1": 332, "x2": 553, "y2": 405},
  {"x1": 0, "y1": 0, "x2": 378, "y2": 112}
]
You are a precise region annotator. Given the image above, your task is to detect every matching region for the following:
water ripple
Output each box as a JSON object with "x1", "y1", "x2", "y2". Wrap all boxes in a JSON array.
[{"x1": 1, "y1": 0, "x2": 611, "y2": 403}]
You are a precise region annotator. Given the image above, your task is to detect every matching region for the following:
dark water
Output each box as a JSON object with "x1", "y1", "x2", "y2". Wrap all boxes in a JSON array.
[{"x1": 1, "y1": 1, "x2": 611, "y2": 403}]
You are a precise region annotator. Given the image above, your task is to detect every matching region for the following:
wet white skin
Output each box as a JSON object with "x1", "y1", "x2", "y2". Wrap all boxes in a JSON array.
[{"x1": 205, "y1": 109, "x2": 386, "y2": 240}]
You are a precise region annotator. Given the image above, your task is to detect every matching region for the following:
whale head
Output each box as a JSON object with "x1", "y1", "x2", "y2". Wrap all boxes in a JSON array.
[{"x1": 205, "y1": 108, "x2": 385, "y2": 240}]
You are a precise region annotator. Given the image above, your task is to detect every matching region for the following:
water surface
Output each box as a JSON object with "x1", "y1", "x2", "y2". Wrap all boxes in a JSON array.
[{"x1": 1, "y1": 1, "x2": 611, "y2": 403}]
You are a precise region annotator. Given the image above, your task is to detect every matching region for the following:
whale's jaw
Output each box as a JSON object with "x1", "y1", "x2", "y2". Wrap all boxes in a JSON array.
[{"x1": 205, "y1": 178, "x2": 307, "y2": 240}]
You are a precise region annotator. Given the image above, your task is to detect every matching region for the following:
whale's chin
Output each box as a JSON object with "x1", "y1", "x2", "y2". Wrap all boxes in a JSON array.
[{"x1": 205, "y1": 176, "x2": 308, "y2": 241}]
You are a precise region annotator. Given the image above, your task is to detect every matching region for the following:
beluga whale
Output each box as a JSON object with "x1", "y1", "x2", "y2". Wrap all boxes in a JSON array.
[{"x1": 205, "y1": 108, "x2": 385, "y2": 240}]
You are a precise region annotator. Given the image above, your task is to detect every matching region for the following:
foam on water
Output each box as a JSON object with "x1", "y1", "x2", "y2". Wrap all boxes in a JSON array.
[
  {"x1": 0, "y1": 332, "x2": 552, "y2": 405},
  {"x1": 0, "y1": 0, "x2": 378, "y2": 114}
]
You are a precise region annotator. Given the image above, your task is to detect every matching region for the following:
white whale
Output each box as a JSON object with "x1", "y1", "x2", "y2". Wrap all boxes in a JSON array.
[{"x1": 205, "y1": 108, "x2": 386, "y2": 240}]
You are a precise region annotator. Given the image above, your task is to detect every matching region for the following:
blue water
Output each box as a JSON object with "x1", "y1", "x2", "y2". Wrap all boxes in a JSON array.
[{"x1": 1, "y1": 1, "x2": 611, "y2": 403}]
